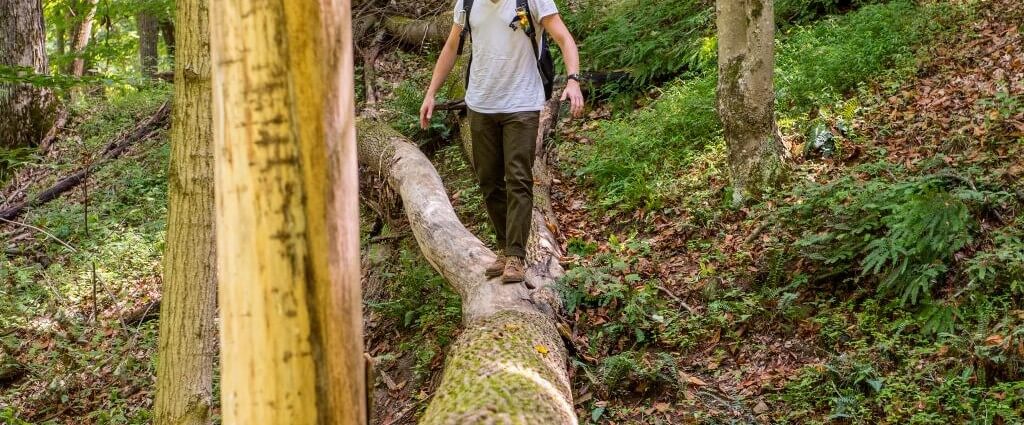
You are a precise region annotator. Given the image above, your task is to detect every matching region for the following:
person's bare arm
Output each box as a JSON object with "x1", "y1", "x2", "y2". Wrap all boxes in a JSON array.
[
  {"x1": 542, "y1": 13, "x2": 584, "y2": 118},
  {"x1": 420, "y1": 25, "x2": 464, "y2": 129}
]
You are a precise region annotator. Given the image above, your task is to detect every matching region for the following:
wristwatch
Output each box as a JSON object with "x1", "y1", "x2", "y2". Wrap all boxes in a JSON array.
[{"x1": 567, "y1": 73, "x2": 581, "y2": 83}]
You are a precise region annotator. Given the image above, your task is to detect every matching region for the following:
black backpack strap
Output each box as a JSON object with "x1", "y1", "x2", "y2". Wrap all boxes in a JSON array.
[
  {"x1": 518, "y1": 0, "x2": 553, "y2": 99},
  {"x1": 457, "y1": 0, "x2": 475, "y2": 55},
  {"x1": 517, "y1": 0, "x2": 540, "y2": 56}
]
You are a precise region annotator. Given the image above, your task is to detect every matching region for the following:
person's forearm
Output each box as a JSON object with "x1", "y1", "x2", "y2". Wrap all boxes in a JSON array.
[
  {"x1": 556, "y1": 37, "x2": 580, "y2": 75},
  {"x1": 426, "y1": 44, "x2": 459, "y2": 97}
]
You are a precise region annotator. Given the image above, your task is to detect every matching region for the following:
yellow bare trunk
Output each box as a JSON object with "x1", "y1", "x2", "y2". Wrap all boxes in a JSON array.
[
  {"x1": 210, "y1": 0, "x2": 364, "y2": 423},
  {"x1": 153, "y1": 0, "x2": 217, "y2": 423}
]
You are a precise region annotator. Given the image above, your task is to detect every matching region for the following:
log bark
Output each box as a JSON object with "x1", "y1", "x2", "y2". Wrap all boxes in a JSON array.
[
  {"x1": 0, "y1": 0, "x2": 57, "y2": 149},
  {"x1": 152, "y1": 0, "x2": 216, "y2": 421},
  {"x1": 355, "y1": 97, "x2": 575, "y2": 423},
  {"x1": 716, "y1": 0, "x2": 787, "y2": 204},
  {"x1": 210, "y1": 0, "x2": 365, "y2": 422},
  {"x1": 383, "y1": 12, "x2": 452, "y2": 48}
]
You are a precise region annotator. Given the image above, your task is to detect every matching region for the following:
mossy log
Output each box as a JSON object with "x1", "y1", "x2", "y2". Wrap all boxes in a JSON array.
[
  {"x1": 355, "y1": 98, "x2": 574, "y2": 423},
  {"x1": 383, "y1": 13, "x2": 453, "y2": 48}
]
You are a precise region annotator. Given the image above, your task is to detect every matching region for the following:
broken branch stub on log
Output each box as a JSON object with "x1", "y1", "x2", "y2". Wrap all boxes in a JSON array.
[{"x1": 355, "y1": 98, "x2": 575, "y2": 423}]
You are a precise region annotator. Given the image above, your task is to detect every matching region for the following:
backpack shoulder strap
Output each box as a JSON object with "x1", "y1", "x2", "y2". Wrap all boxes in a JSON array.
[
  {"x1": 517, "y1": 0, "x2": 541, "y2": 58},
  {"x1": 457, "y1": 0, "x2": 475, "y2": 55}
]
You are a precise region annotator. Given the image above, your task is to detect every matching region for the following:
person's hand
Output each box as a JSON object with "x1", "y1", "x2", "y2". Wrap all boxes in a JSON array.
[
  {"x1": 419, "y1": 95, "x2": 435, "y2": 129},
  {"x1": 561, "y1": 80, "x2": 585, "y2": 118}
]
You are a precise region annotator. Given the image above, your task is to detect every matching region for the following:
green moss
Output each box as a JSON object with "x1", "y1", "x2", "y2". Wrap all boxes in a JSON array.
[{"x1": 421, "y1": 310, "x2": 575, "y2": 424}]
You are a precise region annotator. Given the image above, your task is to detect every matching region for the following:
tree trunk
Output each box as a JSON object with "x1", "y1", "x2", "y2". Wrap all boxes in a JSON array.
[
  {"x1": 68, "y1": 0, "x2": 99, "y2": 77},
  {"x1": 210, "y1": 0, "x2": 365, "y2": 422},
  {"x1": 716, "y1": 0, "x2": 787, "y2": 205},
  {"x1": 152, "y1": 0, "x2": 216, "y2": 423},
  {"x1": 0, "y1": 0, "x2": 57, "y2": 149},
  {"x1": 57, "y1": 23, "x2": 66, "y2": 57},
  {"x1": 355, "y1": 98, "x2": 576, "y2": 424},
  {"x1": 160, "y1": 18, "x2": 175, "y2": 58},
  {"x1": 137, "y1": 10, "x2": 160, "y2": 77}
]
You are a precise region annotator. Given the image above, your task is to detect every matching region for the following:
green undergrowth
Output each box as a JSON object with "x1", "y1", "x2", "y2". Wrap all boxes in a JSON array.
[
  {"x1": 559, "y1": 238, "x2": 755, "y2": 396},
  {"x1": 433, "y1": 144, "x2": 492, "y2": 241},
  {"x1": 367, "y1": 240, "x2": 462, "y2": 384},
  {"x1": 1, "y1": 86, "x2": 171, "y2": 423},
  {"x1": 781, "y1": 161, "x2": 1020, "y2": 314},
  {"x1": 378, "y1": 56, "x2": 451, "y2": 144},
  {"x1": 566, "y1": 0, "x2": 946, "y2": 209},
  {"x1": 561, "y1": 0, "x2": 887, "y2": 89},
  {"x1": 566, "y1": 0, "x2": 715, "y2": 88},
  {"x1": 767, "y1": 159, "x2": 1024, "y2": 422},
  {"x1": 558, "y1": 0, "x2": 1024, "y2": 420}
]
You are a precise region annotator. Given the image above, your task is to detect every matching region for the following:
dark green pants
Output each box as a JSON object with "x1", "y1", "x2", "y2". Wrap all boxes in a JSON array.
[{"x1": 468, "y1": 109, "x2": 540, "y2": 258}]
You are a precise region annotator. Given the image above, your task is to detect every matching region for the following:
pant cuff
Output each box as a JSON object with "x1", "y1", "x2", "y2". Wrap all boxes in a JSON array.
[{"x1": 505, "y1": 247, "x2": 526, "y2": 258}]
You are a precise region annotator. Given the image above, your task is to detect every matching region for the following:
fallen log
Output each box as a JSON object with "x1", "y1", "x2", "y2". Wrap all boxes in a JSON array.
[
  {"x1": 0, "y1": 102, "x2": 171, "y2": 222},
  {"x1": 383, "y1": 13, "x2": 452, "y2": 48},
  {"x1": 356, "y1": 97, "x2": 575, "y2": 423}
]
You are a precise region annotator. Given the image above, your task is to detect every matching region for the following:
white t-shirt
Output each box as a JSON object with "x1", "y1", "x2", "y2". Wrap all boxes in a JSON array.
[{"x1": 453, "y1": 0, "x2": 558, "y2": 113}]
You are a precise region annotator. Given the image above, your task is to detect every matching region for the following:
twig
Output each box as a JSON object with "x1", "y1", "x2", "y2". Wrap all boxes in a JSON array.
[
  {"x1": 656, "y1": 284, "x2": 696, "y2": 314},
  {"x1": 0, "y1": 217, "x2": 78, "y2": 253},
  {"x1": 743, "y1": 223, "x2": 767, "y2": 245},
  {"x1": 370, "y1": 233, "x2": 409, "y2": 243}
]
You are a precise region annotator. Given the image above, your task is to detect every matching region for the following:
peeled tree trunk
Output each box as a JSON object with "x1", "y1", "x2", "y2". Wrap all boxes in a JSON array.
[
  {"x1": 210, "y1": 0, "x2": 365, "y2": 422},
  {"x1": 356, "y1": 98, "x2": 576, "y2": 424},
  {"x1": 68, "y1": 0, "x2": 99, "y2": 77},
  {"x1": 0, "y1": 0, "x2": 56, "y2": 149},
  {"x1": 152, "y1": 0, "x2": 216, "y2": 422},
  {"x1": 716, "y1": 0, "x2": 787, "y2": 204}
]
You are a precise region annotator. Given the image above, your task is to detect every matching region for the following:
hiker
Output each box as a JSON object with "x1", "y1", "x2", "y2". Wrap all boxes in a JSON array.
[{"x1": 420, "y1": 0, "x2": 584, "y2": 285}]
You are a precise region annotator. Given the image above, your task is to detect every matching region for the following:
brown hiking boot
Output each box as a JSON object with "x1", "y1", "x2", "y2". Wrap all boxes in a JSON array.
[
  {"x1": 485, "y1": 253, "x2": 506, "y2": 278},
  {"x1": 502, "y1": 256, "x2": 526, "y2": 284}
]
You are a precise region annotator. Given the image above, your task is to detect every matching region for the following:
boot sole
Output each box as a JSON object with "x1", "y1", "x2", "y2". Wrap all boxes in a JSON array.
[{"x1": 501, "y1": 275, "x2": 525, "y2": 284}]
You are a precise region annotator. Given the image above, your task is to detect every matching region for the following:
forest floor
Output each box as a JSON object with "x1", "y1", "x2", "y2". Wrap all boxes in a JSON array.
[
  {"x1": 0, "y1": 0, "x2": 1021, "y2": 423},
  {"x1": 364, "y1": 0, "x2": 1023, "y2": 423}
]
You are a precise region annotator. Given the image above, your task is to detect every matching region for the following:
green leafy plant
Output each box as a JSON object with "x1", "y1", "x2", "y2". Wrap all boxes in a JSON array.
[
  {"x1": 782, "y1": 164, "x2": 993, "y2": 306},
  {"x1": 596, "y1": 351, "x2": 679, "y2": 395},
  {"x1": 575, "y1": 0, "x2": 714, "y2": 87}
]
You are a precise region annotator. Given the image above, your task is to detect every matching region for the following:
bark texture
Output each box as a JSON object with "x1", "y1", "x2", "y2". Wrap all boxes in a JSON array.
[
  {"x1": 383, "y1": 12, "x2": 452, "y2": 47},
  {"x1": 355, "y1": 98, "x2": 575, "y2": 424},
  {"x1": 68, "y1": 0, "x2": 99, "y2": 77},
  {"x1": 0, "y1": 0, "x2": 56, "y2": 149},
  {"x1": 152, "y1": 0, "x2": 216, "y2": 422},
  {"x1": 716, "y1": 0, "x2": 787, "y2": 204},
  {"x1": 210, "y1": 0, "x2": 365, "y2": 422},
  {"x1": 137, "y1": 10, "x2": 160, "y2": 77}
]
